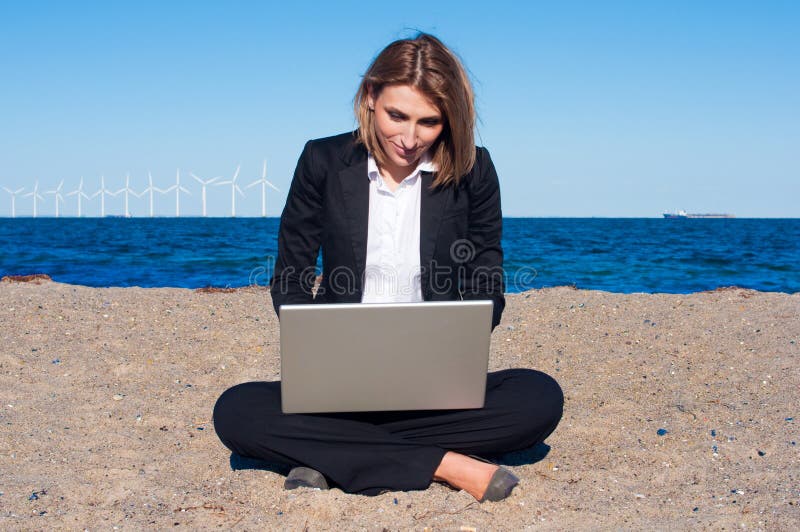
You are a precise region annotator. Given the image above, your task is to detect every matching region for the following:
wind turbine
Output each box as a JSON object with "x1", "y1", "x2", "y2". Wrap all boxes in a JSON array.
[
  {"x1": 114, "y1": 173, "x2": 142, "y2": 218},
  {"x1": 66, "y1": 177, "x2": 92, "y2": 217},
  {"x1": 92, "y1": 176, "x2": 118, "y2": 217},
  {"x1": 162, "y1": 169, "x2": 191, "y2": 217},
  {"x1": 23, "y1": 181, "x2": 45, "y2": 218},
  {"x1": 45, "y1": 179, "x2": 66, "y2": 217},
  {"x1": 215, "y1": 164, "x2": 245, "y2": 217},
  {"x1": 140, "y1": 172, "x2": 171, "y2": 217},
  {"x1": 246, "y1": 159, "x2": 280, "y2": 217},
  {"x1": 2, "y1": 186, "x2": 25, "y2": 218},
  {"x1": 190, "y1": 172, "x2": 219, "y2": 217}
]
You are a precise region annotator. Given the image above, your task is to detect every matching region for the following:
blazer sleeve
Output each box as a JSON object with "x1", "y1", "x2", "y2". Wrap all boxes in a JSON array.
[
  {"x1": 270, "y1": 140, "x2": 324, "y2": 317},
  {"x1": 460, "y1": 147, "x2": 506, "y2": 329}
]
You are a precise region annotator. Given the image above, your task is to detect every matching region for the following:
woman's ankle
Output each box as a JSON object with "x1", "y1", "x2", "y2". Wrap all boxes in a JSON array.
[{"x1": 433, "y1": 452, "x2": 499, "y2": 501}]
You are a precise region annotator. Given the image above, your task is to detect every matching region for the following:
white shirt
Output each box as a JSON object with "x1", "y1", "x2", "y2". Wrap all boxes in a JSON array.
[{"x1": 361, "y1": 153, "x2": 435, "y2": 303}]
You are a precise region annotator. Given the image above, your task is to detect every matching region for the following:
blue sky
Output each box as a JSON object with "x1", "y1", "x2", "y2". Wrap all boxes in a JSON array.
[{"x1": 1, "y1": 1, "x2": 798, "y2": 217}]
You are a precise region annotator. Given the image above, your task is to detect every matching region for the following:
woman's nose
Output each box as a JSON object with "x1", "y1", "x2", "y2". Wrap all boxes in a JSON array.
[{"x1": 399, "y1": 125, "x2": 417, "y2": 149}]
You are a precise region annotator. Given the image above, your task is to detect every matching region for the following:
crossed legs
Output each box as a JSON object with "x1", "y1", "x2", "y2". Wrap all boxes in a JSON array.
[{"x1": 213, "y1": 368, "x2": 563, "y2": 496}]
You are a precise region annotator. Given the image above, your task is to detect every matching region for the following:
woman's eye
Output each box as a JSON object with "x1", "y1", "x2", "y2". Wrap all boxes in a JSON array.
[{"x1": 388, "y1": 112, "x2": 403, "y2": 121}]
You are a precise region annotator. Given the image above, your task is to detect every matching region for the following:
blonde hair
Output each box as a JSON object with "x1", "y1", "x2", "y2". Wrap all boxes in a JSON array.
[{"x1": 354, "y1": 33, "x2": 476, "y2": 188}]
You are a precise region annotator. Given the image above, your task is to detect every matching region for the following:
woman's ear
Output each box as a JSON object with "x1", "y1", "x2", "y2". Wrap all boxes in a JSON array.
[{"x1": 367, "y1": 85, "x2": 376, "y2": 111}]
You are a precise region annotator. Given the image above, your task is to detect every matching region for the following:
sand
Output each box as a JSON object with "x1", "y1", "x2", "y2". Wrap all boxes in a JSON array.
[{"x1": 0, "y1": 278, "x2": 797, "y2": 530}]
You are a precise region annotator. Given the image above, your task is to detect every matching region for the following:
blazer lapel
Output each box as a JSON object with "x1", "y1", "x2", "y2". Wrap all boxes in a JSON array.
[
  {"x1": 338, "y1": 162, "x2": 370, "y2": 279},
  {"x1": 420, "y1": 171, "x2": 450, "y2": 276}
]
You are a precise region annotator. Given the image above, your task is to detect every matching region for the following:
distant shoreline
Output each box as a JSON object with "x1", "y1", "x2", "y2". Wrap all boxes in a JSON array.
[
  {"x1": 1, "y1": 215, "x2": 799, "y2": 219},
  {"x1": 2, "y1": 275, "x2": 797, "y2": 296}
]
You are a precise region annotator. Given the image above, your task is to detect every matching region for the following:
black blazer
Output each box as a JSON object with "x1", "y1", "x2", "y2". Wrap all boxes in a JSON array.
[{"x1": 270, "y1": 131, "x2": 506, "y2": 329}]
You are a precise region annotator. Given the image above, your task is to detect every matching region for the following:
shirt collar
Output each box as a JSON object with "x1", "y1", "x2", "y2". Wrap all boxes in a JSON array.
[{"x1": 367, "y1": 152, "x2": 436, "y2": 184}]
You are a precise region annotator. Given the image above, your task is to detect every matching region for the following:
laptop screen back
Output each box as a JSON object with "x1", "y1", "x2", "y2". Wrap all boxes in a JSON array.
[{"x1": 279, "y1": 300, "x2": 493, "y2": 413}]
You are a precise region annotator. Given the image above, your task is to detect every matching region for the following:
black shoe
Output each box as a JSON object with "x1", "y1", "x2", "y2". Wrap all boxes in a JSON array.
[
  {"x1": 468, "y1": 455, "x2": 520, "y2": 502},
  {"x1": 284, "y1": 467, "x2": 329, "y2": 490},
  {"x1": 480, "y1": 466, "x2": 520, "y2": 502}
]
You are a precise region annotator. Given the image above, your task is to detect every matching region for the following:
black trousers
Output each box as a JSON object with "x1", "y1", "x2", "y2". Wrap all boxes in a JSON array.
[{"x1": 213, "y1": 368, "x2": 563, "y2": 495}]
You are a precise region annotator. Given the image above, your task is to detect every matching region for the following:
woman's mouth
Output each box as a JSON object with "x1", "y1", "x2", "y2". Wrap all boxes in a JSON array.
[{"x1": 392, "y1": 143, "x2": 417, "y2": 160}]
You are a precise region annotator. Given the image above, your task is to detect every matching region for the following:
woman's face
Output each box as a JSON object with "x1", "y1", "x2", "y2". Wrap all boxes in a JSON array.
[{"x1": 368, "y1": 84, "x2": 444, "y2": 180}]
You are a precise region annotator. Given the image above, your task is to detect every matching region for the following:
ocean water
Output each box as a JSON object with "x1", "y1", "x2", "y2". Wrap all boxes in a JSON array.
[{"x1": 0, "y1": 218, "x2": 798, "y2": 294}]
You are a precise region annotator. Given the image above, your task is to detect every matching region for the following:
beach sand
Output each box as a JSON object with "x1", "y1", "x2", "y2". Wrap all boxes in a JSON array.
[{"x1": 0, "y1": 278, "x2": 797, "y2": 529}]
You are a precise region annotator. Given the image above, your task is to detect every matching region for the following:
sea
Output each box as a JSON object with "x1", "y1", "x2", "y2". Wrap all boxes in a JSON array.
[{"x1": 0, "y1": 218, "x2": 798, "y2": 294}]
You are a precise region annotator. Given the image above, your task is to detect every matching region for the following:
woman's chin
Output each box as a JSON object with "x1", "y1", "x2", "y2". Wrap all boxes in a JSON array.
[{"x1": 389, "y1": 155, "x2": 418, "y2": 170}]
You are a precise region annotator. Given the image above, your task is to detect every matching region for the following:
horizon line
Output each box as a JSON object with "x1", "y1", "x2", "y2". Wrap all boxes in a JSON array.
[{"x1": 1, "y1": 215, "x2": 797, "y2": 220}]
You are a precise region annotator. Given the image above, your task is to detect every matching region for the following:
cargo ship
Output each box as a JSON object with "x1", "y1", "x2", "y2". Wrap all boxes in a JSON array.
[{"x1": 663, "y1": 210, "x2": 735, "y2": 219}]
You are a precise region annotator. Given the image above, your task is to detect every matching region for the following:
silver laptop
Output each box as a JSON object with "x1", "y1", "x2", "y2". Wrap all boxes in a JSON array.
[{"x1": 279, "y1": 300, "x2": 493, "y2": 413}]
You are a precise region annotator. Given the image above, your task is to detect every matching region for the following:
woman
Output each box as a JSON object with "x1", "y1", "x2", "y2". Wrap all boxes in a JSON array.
[{"x1": 213, "y1": 33, "x2": 563, "y2": 502}]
